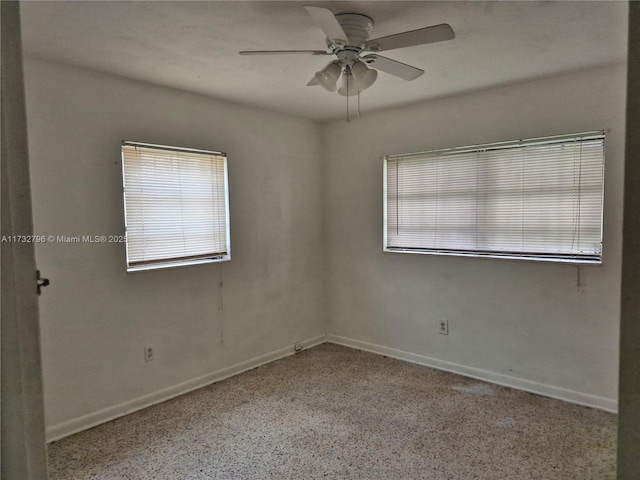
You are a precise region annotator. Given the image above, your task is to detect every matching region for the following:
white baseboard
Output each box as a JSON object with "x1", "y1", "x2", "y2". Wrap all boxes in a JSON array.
[
  {"x1": 326, "y1": 334, "x2": 618, "y2": 413},
  {"x1": 47, "y1": 332, "x2": 616, "y2": 442},
  {"x1": 46, "y1": 334, "x2": 327, "y2": 443}
]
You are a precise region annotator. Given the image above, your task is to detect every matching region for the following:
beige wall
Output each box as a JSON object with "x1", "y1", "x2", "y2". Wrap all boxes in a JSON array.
[
  {"x1": 24, "y1": 58, "x2": 626, "y2": 440},
  {"x1": 24, "y1": 58, "x2": 326, "y2": 437},
  {"x1": 323, "y1": 64, "x2": 626, "y2": 408}
]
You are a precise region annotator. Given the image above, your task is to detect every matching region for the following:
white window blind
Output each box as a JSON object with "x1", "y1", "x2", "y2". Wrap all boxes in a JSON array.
[
  {"x1": 121, "y1": 142, "x2": 230, "y2": 272},
  {"x1": 384, "y1": 132, "x2": 605, "y2": 264}
]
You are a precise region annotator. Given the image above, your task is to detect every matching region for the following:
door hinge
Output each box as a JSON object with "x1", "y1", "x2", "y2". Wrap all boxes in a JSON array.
[{"x1": 36, "y1": 270, "x2": 49, "y2": 295}]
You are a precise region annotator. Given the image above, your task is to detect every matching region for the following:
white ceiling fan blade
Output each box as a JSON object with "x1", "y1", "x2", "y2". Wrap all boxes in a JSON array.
[
  {"x1": 362, "y1": 54, "x2": 424, "y2": 81},
  {"x1": 364, "y1": 24, "x2": 455, "y2": 52},
  {"x1": 240, "y1": 50, "x2": 330, "y2": 55},
  {"x1": 303, "y1": 6, "x2": 349, "y2": 44}
]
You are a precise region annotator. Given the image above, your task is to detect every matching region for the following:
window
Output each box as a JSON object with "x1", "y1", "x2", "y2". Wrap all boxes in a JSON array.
[
  {"x1": 384, "y1": 132, "x2": 605, "y2": 264},
  {"x1": 121, "y1": 142, "x2": 230, "y2": 272}
]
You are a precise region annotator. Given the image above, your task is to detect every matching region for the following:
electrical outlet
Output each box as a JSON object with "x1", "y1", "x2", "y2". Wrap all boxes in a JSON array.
[
  {"x1": 439, "y1": 320, "x2": 449, "y2": 335},
  {"x1": 294, "y1": 342, "x2": 303, "y2": 352},
  {"x1": 144, "y1": 346, "x2": 154, "y2": 362}
]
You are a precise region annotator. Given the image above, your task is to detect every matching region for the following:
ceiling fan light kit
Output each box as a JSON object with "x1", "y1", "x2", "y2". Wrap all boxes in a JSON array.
[
  {"x1": 351, "y1": 61, "x2": 378, "y2": 91},
  {"x1": 315, "y1": 61, "x2": 341, "y2": 92},
  {"x1": 338, "y1": 73, "x2": 354, "y2": 97},
  {"x1": 240, "y1": 5, "x2": 455, "y2": 120}
]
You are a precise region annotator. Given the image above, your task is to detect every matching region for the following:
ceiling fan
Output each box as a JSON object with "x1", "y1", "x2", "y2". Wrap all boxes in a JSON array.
[{"x1": 240, "y1": 5, "x2": 455, "y2": 97}]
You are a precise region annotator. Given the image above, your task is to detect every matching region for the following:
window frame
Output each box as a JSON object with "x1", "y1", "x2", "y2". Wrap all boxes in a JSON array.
[
  {"x1": 121, "y1": 141, "x2": 231, "y2": 273},
  {"x1": 383, "y1": 132, "x2": 605, "y2": 265}
]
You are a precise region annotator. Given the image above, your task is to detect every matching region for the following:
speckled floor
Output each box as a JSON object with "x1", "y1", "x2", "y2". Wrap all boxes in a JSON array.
[{"x1": 47, "y1": 344, "x2": 617, "y2": 479}]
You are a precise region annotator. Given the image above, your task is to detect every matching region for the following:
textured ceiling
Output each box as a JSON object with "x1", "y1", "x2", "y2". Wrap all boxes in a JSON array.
[{"x1": 20, "y1": 1, "x2": 628, "y2": 122}]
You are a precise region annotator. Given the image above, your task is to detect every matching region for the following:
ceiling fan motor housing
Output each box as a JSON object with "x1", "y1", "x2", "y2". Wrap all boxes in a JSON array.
[{"x1": 330, "y1": 14, "x2": 374, "y2": 50}]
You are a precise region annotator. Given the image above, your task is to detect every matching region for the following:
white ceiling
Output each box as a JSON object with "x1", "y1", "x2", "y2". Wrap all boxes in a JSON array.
[{"x1": 20, "y1": 1, "x2": 628, "y2": 122}]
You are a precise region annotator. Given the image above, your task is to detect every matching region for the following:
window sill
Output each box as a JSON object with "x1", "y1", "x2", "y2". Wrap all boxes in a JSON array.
[
  {"x1": 126, "y1": 255, "x2": 231, "y2": 273},
  {"x1": 383, "y1": 248, "x2": 602, "y2": 266}
]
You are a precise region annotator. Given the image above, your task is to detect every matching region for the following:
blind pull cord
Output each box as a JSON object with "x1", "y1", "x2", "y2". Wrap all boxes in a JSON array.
[
  {"x1": 576, "y1": 265, "x2": 584, "y2": 291},
  {"x1": 218, "y1": 260, "x2": 224, "y2": 344}
]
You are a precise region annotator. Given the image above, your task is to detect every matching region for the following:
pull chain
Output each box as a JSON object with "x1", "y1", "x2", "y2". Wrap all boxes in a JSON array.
[{"x1": 346, "y1": 74, "x2": 350, "y2": 123}]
